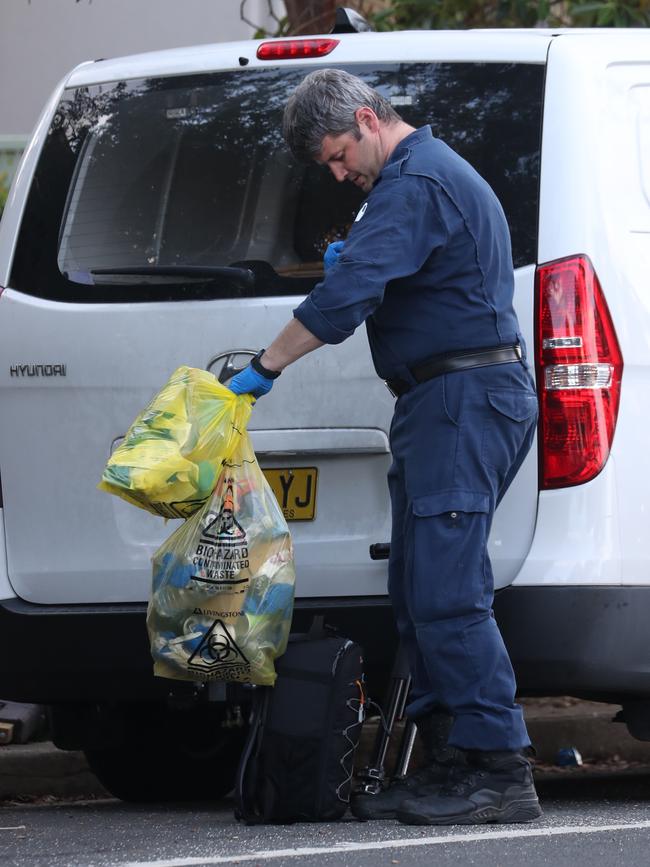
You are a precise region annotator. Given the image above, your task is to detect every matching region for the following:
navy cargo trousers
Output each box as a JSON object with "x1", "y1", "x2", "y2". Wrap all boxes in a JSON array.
[{"x1": 387, "y1": 361, "x2": 538, "y2": 751}]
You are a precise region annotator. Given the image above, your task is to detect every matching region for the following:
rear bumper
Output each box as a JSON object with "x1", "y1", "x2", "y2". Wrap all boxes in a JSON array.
[
  {"x1": 494, "y1": 585, "x2": 650, "y2": 701},
  {"x1": 2, "y1": 586, "x2": 650, "y2": 704},
  {"x1": 0, "y1": 596, "x2": 397, "y2": 703}
]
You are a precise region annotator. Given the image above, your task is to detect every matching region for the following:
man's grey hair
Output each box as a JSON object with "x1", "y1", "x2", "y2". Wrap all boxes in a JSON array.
[{"x1": 283, "y1": 68, "x2": 401, "y2": 163}]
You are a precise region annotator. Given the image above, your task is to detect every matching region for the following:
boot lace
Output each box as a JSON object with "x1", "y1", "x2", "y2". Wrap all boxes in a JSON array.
[
  {"x1": 393, "y1": 762, "x2": 446, "y2": 790},
  {"x1": 439, "y1": 764, "x2": 488, "y2": 797}
]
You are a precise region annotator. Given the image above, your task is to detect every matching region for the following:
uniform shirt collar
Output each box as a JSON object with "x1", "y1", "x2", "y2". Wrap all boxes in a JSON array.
[
  {"x1": 386, "y1": 125, "x2": 432, "y2": 165},
  {"x1": 376, "y1": 125, "x2": 432, "y2": 185}
]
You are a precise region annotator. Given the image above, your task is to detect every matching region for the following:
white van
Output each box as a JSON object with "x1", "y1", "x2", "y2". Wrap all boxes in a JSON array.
[{"x1": 0, "y1": 25, "x2": 649, "y2": 800}]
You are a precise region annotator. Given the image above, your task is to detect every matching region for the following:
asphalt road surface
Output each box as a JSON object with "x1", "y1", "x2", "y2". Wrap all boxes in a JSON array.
[{"x1": 1, "y1": 772, "x2": 650, "y2": 867}]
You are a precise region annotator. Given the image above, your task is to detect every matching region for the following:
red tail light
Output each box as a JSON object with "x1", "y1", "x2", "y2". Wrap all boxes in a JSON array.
[
  {"x1": 256, "y1": 39, "x2": 339, "y2": 61},
  {"x1": 535, "y1": 255, "x2": 623, "y2": 489}
]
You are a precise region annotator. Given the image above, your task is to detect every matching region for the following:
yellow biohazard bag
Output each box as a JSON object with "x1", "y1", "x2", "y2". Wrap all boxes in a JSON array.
[
  {"x1": 147, "y1": 433, "x2": 295, "y2": 686},
  {"x1": 99, "y1": 366, "x2": 253, "y2": 519}
]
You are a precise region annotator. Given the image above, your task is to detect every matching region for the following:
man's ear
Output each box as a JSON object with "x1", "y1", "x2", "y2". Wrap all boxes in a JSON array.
[{"x1": 355, "y1": 106, "x2": 379, "y2": 132}]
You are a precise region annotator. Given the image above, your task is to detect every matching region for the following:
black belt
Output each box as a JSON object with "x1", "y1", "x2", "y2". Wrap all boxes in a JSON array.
[{"x1": 385, "y1": 344, "x2": 523, "y2": 398}]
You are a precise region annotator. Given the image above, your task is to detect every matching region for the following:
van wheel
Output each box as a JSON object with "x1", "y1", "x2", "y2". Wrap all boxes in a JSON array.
[
  {"x1": 619, "y1": 701, "x2": 650, "y2": 741},
  {"x1": 83, "y1": 703, "x2": 247, "y2": 803}
]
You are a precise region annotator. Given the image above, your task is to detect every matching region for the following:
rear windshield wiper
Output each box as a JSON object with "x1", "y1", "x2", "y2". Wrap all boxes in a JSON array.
[{"x1": 79, "y1": 265, "x2": 254, "y2": 289}]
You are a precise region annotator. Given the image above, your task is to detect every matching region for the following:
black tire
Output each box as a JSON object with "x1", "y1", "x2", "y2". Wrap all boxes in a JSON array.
[{"x1": 84, "y1": 703, "x2": 247, "y2": 802}]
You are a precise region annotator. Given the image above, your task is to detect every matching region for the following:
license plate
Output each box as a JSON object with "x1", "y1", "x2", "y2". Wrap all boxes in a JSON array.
[{"x1": 262, "y1": 467, "x2": 318, "y2": 521}]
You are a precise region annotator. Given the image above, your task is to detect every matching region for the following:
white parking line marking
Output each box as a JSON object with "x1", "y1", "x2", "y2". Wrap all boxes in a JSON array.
[
  {"x1": 0, "y1": 826, "x2": 25, "y2": 832},
  {"x1": 113, "y1": 819, "x2": 650, "y2": 867}
]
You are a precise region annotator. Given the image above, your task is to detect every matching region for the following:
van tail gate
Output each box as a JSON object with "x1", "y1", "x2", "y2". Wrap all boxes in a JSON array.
[{"x1": 535, "y1": 254, "x2": 623, "y2": 489}]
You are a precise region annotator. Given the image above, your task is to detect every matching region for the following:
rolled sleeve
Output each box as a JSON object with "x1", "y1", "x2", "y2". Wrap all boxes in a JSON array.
[
  {"x1": 293, "y1": 292, "x2": 355, "y2": 344},
  {"x1": 293, "y1": 177, "x2": 447, "y2": 346}
]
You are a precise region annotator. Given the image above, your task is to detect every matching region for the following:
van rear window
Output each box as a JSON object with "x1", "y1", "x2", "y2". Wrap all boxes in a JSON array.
[{"x1": 11, "y1": 62, "x2": 544, "y2": 303}]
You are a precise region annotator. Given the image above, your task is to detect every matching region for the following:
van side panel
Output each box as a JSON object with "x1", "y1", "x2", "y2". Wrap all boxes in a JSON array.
[
  {"x1": 528, "y1": 35, "x2": 650, "y2": 588},
  {"x1": 603, "y1": 62, "x2": 650, "y2": 585}
]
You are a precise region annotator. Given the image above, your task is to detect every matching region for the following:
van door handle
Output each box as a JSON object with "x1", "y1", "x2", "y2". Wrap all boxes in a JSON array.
[{"x1": 369, "y1": 543, "x2": 390, "y2": 560}]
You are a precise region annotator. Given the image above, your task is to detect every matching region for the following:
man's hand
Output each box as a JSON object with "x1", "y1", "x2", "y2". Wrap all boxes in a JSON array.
[
  {"x1": 227, "y1": 319, "x2": 323, "y2": 399},
  {"x1": 228, "y1": 365, "x2": 273, "y2": 398},
  {"x1": 324, "y1": 240, "x2": 345, "y2": 270},
  {"x1": 228, "y1": 350, "x2": 280, "y2": 399}
]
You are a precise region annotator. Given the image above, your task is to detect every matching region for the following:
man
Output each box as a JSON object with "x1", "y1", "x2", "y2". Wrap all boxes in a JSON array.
[{"x1": 229, "y1": 68, "x2": 541, "y2": 826}]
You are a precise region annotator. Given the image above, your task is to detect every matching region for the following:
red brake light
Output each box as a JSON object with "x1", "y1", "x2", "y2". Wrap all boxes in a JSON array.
[
  {"x1": 535, "y1": 255, "x2": 623, "y2": 489},
  {"x1": 256, "y1": 39, "x2": 339, "y2": 61}
]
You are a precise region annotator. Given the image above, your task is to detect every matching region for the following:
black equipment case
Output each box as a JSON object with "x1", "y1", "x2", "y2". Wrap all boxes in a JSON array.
[{"x1": 234, "y1": 632, "x2": 365, "y2": 823}]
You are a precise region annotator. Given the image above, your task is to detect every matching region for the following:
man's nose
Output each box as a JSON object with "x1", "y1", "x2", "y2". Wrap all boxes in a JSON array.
[{"x1": 329, "y1": 163, "x2": 347, "y2": 183}]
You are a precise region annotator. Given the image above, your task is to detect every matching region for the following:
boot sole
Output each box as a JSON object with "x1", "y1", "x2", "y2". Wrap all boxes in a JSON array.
[
  {"x1": 351, "y1": 783, "x2": 445, "y2": 821},
  {"x1": 350, "y1": 802, "x2": 399, "y2": 821},
  {"x1": 397, "y1": 797, "x2": 543, "y2": 826}
]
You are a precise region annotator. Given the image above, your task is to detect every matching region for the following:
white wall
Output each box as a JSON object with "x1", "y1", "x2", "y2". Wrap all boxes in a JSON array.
[{"x1": 0, "y1": 0, "x2": 284, "y2": 138}]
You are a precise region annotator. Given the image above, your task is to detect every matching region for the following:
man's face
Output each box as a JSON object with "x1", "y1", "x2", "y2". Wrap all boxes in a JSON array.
[{"x1": 317, "y1": 120, "x2": 383, "y2": 193}]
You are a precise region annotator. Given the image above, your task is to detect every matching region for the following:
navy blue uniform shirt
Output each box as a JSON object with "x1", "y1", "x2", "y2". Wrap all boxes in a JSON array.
[{"x1": 293, "y1": 126, "x2": 522, "y2": 381}]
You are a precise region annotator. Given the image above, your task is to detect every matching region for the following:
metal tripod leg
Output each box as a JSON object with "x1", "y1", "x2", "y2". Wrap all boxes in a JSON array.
[
  {"x1": 356, "y1": 643, "x2": 412, "y2": 795},
  {"x1": 393, "y1": 718, "x2": 418, "y2": 780}
]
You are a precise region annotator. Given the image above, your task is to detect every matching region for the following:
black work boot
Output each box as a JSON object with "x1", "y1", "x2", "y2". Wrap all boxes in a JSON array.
[
  {"x1": 351, "y1": 712, "x2": 458, "y2": 821},
  {"x1": 396, "y1": 748, "x2": 542, "y2": 826}
]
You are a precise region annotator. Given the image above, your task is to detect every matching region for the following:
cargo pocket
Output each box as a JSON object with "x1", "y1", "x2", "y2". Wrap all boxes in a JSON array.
[
  {"x1": 481, "y1": 388, "x2": 538, "y2": 473},
  {"x1": 407, "y1": 489, "x2": 492, "y2": 623},
  {"x1": 412, "y1": 490, "x2": 490, "y2": 519}
]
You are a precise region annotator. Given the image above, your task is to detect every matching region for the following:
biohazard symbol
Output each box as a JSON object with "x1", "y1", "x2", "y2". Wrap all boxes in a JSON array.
[
  {"x1": 187, "y1": 619, "x2": 249, "y2": 675},
  {"x1": 201, "y1": 480, "x2": 246, "y2": 546}
]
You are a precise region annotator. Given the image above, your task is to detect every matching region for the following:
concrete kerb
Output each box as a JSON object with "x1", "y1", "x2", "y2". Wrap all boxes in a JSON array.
[
  {"x1": 356, "y1": 699, "x2": 650, "y2": 780},
  {"x1": 521, "y1": 698, "x2": 650, "y2": 765},
  {"x1": 0, "y1": 741, "x2": 109, "y2": 800},
  {"x1": 2, "y1": 699, "x2": 650, "y2": 801}
]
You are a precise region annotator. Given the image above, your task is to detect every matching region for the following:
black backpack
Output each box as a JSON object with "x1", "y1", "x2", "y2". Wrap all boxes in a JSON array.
[{"x1": 234, "y1": 632, "x2": 365, "y2": 823}]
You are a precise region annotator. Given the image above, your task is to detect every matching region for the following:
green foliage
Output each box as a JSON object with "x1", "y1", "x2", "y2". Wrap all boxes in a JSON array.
[
  {"x1": 569, "y1": 0, "x2": 650, "y2": 26},
  {"x1": 366, "y1": 0, "x2": 650, "y2": 29},
  {"x1": 241, "y1": 0, "x2": 291, "y2": 37},
  {"x1": 243, "y1": 0, "x2": 650, "y2": 36},
  {"x1": 253, "y1": 16, "x2": 290, "y2": 38}
]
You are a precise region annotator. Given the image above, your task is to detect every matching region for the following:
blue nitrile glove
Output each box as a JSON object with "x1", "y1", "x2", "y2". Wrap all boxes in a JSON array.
[
  {"x1": 243, "y1": 583, "x2": 294, "y2": 617},
  {"x1": 228, "y1": 349, "x2": 280, "y2": 399},
  {"x1": 324, "y1": 240, "x2": 345, "y2": 270}
]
